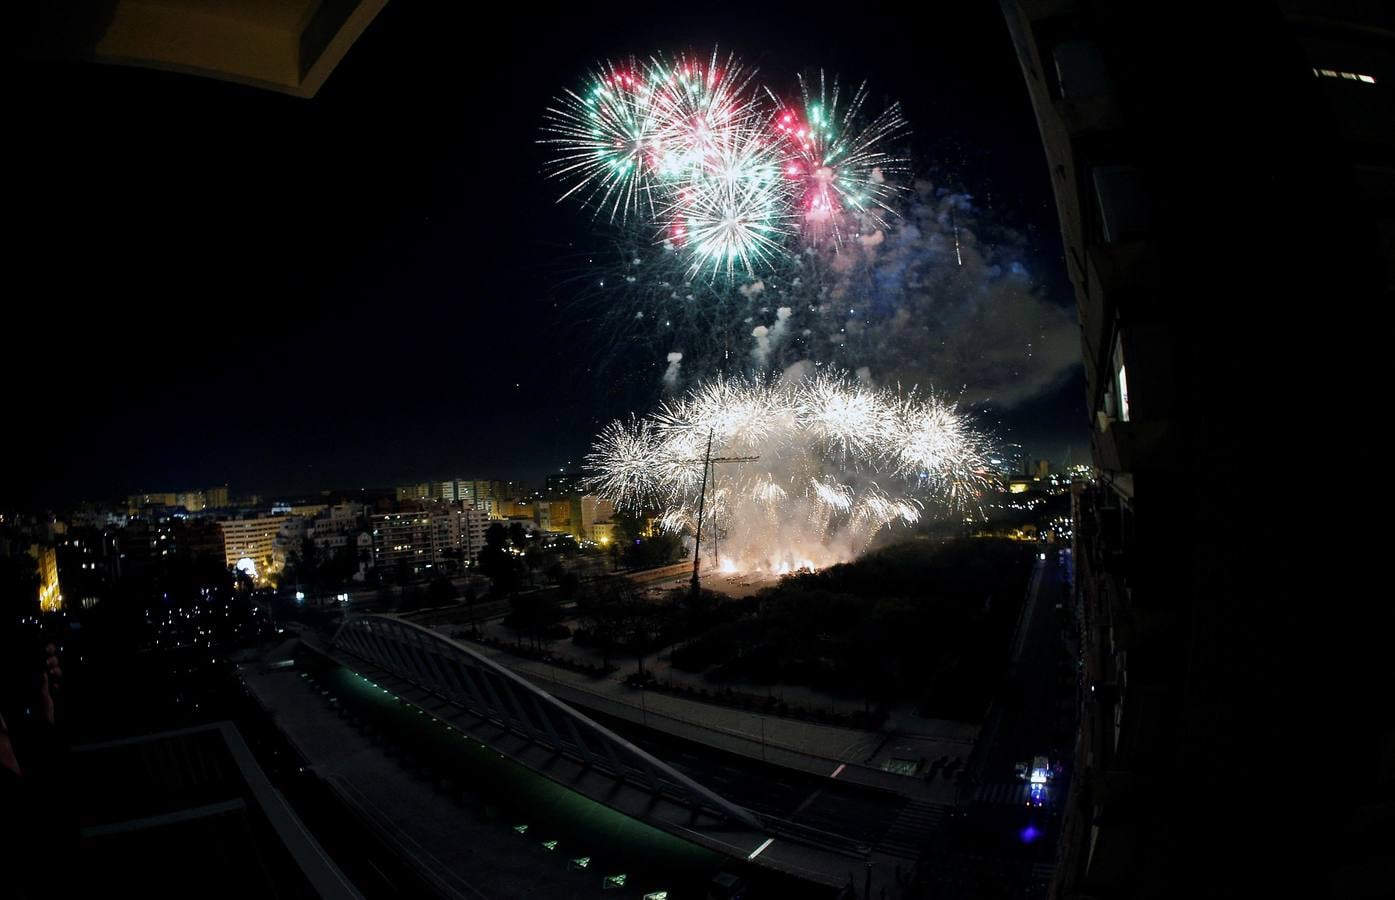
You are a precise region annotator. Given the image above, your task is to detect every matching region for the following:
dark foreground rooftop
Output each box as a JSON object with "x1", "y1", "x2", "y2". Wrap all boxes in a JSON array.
[{"x1": 73, "y1": 722, "x2": 359, "y2": 899}]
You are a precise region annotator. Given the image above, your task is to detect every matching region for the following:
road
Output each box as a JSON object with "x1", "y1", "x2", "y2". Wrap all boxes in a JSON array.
[
  {"x1": 969, "y1": 550, "x2": 1073, "y2": 785},
  {"x1": 935, "y1": 548, "x2": 1076, "y2": 896}
]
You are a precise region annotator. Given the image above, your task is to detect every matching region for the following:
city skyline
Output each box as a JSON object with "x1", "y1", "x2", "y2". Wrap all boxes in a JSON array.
[{"x1": 4, "y1": 6, "x2": 1387, "y2": 899}]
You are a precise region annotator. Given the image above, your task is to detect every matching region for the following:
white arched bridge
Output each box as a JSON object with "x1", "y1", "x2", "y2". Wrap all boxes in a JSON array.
[{"x1": 330, "y1": 615, "x2": 765, "y2": 837}]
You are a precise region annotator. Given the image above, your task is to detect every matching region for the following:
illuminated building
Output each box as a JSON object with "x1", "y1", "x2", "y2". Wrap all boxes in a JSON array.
[
  {"x1": 579, "y1": 494, "x2": 615, "y2": 540},
  {"x1": 396, "y1": 482, "x2": 432, "y2": 502},
  {"x1": 127, "y1": 491, "x2": 178, "y2": 513},
  {"x1": 455, "y1": 479, "x2": 526, "y2": 519},
  {"x1": 310, "y1": 503, "x2": 367, "y2": 549},
  {"x1": 125, "y1": 486, "x2": 230, "y2": 514},
  {"x1": 371, "y1": 503, "x2": 487, "y2": 576},
  {"x1": 1001, "y1": 2, "x2": 1390, "y2": 895},
  {"x1": 535, "y1": 499, "x2": 572, "y2": 533},
  {"x1": 270, "y1": 502, "x2": 328, "y2": 519},
  {"x1": 589, "y1": 521, "x2": 617, "y2": 545},
  {"x1": 494, "y1": 498, "x2": 532, "y2": 519},
  {"x1": 33, "y1": 544, "x2": 62, "y2": 612},
  {"x1": 217, "y1": 516, "x2": 288, "y2": 579}
]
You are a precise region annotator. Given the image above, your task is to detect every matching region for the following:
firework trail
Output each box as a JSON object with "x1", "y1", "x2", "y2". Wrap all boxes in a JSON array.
[{"x1": 586, "y1": 371, "x2": 995, "y2": 573}]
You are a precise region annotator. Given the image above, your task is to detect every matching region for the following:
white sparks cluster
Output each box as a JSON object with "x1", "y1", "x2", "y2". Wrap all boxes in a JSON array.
[{"x1": 587, "y1": 372, "x2": 995, "y2": 573}]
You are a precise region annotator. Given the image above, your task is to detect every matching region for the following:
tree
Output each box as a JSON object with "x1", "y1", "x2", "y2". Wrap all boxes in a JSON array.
[
  {"x1": 575, "y1": 577, "x2": 630, "y2": 668},
  {"x1": 611, "y1": 508, "x2": 645, "y2": 544},
  {"x1": 323, "y1": 541, "x2": 358, "y2": 590},
  {"x1": 426, "y1": 576, "x2": 459, "y2": 608},
  {"x1": 507, "y1": 522, "x2": 528, "y2": 551},
  {"x1": 233, "y1": 565, "x2": 255, "y2": 596},
  {"x1": 477, "y1": 523, "x2": 521, "y2": 597},
  {"x1": 621, "y1": 530, "x2": 683, "y2": 570},
  {"x1": 281, "y1": 535, "x2": 323, "y2": 597},
  {"x1": 463, "y1": 586, "x2": 479, "y2": 635},
  {"x1": 558, "y1": 572, "x2": 580, "y2": 605},
  {"x1": 508, "y1": 590, "x2": 562, "y2": 651},
  {"x1": 582, "y1": 577, "x2": 667, "y2": 677},
  {"x1": 621, "y1": 597, "x2": 668, "y2": 677}
]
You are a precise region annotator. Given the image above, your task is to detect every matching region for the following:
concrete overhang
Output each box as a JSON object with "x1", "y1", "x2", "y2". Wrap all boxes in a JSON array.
[{"x1": 22, "y1": 0, "x2": 389, "y2": 98}]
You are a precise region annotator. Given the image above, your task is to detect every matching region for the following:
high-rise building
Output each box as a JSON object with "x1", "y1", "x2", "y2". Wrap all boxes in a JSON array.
[
  {"x1": 1000, "y1": 3, "x2": 1389, "y2": 895},
  {"x1": 127, "y1": 491, "x2": 178, "y2": 513},
  {"x1": 986, "y1": 442, "x2": 1026, "y2": 481},
  {"x1": 535, "y1": 499, "x2": 573, "y2": 533},
  {"x1": 578, "y1": 494, "x2": 615, "y2": 541},
  {"x1": 206, "y1": 485, "x2": 230, "y2": 509},
  {"x1": 395, "y1": 483, "x2": 431, "y2": 502},
  {"x1": 217, "y1": 516, "x2": 288, "y2": 579},
  {"x1": 126, "y1": 487, "x2": 229, "y2": 514},
  {"x1": 119, "y1": 516, "x2": 183, "y2": 575},
  {"x1": 452, "y1": 479, "x2": 526, "y2": 519},
  {"x1": 32, "y1": 544, "x2": 61, "y2": 612},
  {"x1": 56, "y1": 526, "x2": 122, "y2": 609},
  {"x1": 370, "y1": 503, "x2": 488, "y2": 577}
]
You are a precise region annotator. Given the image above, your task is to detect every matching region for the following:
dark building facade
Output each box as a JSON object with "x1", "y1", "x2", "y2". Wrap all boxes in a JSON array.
[
  {"x1": 545, "y1": 472, "x2": 588, "y2": 497},
  {"x1": 1001, "y1": 2, "x2": 1391, "y2": 896},
  {"x1": 55, "y1": 526, "x2": 122, "y2": 609}
]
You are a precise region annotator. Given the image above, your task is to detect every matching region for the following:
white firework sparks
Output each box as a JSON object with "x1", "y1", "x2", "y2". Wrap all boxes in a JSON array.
[{"x1": 586, "y1": 372, "x2": 995, "y2": 573}]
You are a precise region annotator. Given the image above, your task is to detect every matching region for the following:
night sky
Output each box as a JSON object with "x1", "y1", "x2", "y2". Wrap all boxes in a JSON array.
[{"x1": 9, "y1": 4, "x2": 1088, "y2": 510}]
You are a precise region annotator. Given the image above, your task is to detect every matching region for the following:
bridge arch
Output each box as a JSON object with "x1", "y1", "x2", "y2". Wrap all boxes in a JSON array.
[{"x1": 331, "y1": 614, "x2": 762, "y2": 831}]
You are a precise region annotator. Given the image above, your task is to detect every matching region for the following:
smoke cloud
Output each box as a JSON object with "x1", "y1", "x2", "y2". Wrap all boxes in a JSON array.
[
  {"x1": 739, "y1": 279, "x2": 766, "y2": 299},
  {"x1": 750, "y1": 325, "x2": 771, "y2": 367},
  {"x1": 751, "y1": 182, "x2": 1080, "y2": 408},
  {"x1": 662, "y1": 351, "x2": 683, "y2": 392}
]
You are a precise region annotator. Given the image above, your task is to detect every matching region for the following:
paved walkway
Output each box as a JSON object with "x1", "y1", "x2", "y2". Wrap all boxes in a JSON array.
[{"x1": 428, "y1": 616, "x2": 976, "y2": 804}]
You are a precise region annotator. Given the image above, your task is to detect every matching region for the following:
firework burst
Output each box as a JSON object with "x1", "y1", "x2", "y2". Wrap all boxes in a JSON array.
[
  {"x1": 542, "y1": 58, "x2": 671, "y2": 223},
  {"x1": 544, "y1": 51, "x2": 911, "y2": 277},
  {"x1": 665, "y1": 127, "x2": 795, "y2": 278},
  {"x1": 773, "y1": 72, "x2": 912, "y2": 244},
  {"x1": 586, "y1": 372, "x2": 995, "y2": 573}
]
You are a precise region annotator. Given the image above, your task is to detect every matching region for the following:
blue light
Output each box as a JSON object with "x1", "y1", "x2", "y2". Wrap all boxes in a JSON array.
[{"x1": 1020, "y1": 824, "x2": 1040, "y2": 843}]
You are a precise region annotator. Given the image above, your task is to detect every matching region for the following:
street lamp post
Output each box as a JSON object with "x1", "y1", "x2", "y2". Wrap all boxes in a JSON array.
[
  {"x1": 689, "y1": 431, "x2": 759, "y2": 597},
  {"x1": 690, "y1": 430, "x2": 714, "y2": 597}
]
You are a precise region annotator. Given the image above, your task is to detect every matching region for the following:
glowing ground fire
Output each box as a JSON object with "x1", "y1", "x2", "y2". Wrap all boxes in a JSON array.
[{"x1": 586, "y1": 372, "x2": 995, "y2": 574}]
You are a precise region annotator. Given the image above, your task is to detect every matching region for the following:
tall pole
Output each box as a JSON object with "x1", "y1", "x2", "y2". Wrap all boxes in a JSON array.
[{"x1": 690, "y1": 429, "x2": 714, "y2": 596}]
